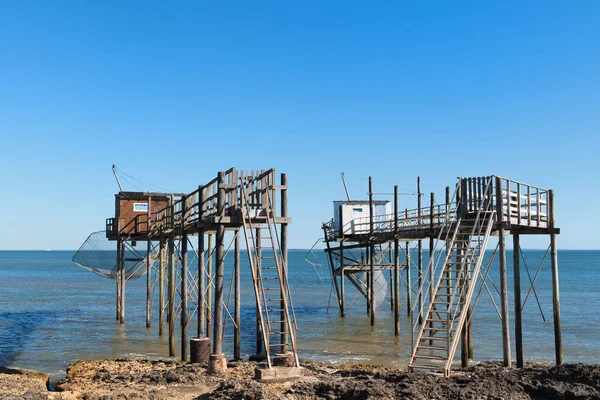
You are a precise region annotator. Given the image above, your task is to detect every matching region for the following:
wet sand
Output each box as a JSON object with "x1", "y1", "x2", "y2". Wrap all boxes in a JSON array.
[{"x1": 2, "y1": 359, "x2": 599, "y2": 399}]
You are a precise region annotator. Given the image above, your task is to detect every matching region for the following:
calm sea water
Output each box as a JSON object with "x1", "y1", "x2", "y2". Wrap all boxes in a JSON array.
[{"x1": 0, "y1": 248, "x2": 598, "y2": 381}]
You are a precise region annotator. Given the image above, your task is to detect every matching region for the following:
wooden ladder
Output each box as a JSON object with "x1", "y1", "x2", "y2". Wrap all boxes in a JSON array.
[
  {"x1": 240, "y1": 180, "x2": 299, "y2": 368},
  {"x1": 409, "y1": 191, "x2": 495, "y2": 376}
]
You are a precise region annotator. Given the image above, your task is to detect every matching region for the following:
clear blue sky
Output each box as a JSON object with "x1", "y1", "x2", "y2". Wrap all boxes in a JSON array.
[{"x1": 0, "y1": 1, "x2": 598, "y2": 250}]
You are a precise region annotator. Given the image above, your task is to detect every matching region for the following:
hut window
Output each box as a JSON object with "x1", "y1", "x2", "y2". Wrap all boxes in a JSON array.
[
  {"x1": 353, "y1": 208, "x2": 363, "y2": 212},
  {"x1": 133, "y1": 203, "x2": 148, "y2": 212}
]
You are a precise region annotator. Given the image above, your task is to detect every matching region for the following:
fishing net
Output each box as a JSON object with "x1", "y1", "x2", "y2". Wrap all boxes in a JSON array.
[{"x1": 72, "y1": 231, "x2": 149, "y2": 280}]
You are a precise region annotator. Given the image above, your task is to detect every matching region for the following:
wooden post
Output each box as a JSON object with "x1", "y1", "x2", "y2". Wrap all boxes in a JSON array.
[
  {"x1": 146, "y1": 197, "x2": 152, "y2": 329},
  {"x1": 213, "y1": 171, "x2": 225, "y2": 355},
  {"x1": 340, "y1": 244, "x2": 345, "y2": 317},
  {"x1": 323, "y1": 226, "x2": 343, "y2": 316},
  {"x1": 394, "y1": 185, "x2": 400, "y2": 336},
  {"x1": 513, "y1": 234, "x2": 523, "y2": 368},
  {"x1": 198, "y1": 185, "x2": 206, "y2": 338},
  {"x1": 255, "y1": 227, "x2": 263, "y2": 355},
  {"x1": 168, "y1": 233, "x2": 175, "y2": 357},
  {"x1": 198, "y1": 232, "x2": 205, "y2": 338},
  {"x1": 280, "y1": 173, "x2": 288, "y2": 351},
  {"x1": 181, "y1": 198, "x2": 189, "y2": 361},
  {"x1": 369, "y1": 176, "x2": 375, "y2": 326},
  {"x1": 405, "y1": 208, "x2": 411, "y2": 316},
  {"x1": 206, "y1": 234, "x2": 213, "y2": 339},
  {"x1": 549, "y1": 189, "x2": 563, "y2": 365},
  {"x1": 116, "y1": 240, "x2": 121, "y2": 321},
  {"x1": 119, "y1": 240, "x2": 126, "y2": 324},
  {"x1": 429, "y1": 193, "x2": 434, "y2": 308},
  {"x1": 496, "y1": 177, "x2": 512, "y2": 367},
  {"x1": 158, "y1": 232, "x2": 165, "y2": 336},
  {"x1": 234, "y1": 229, "x2": 241, "y2": 360},
  {"x1": 417, "y1": 177, "x2": 423, "y2": 325}
]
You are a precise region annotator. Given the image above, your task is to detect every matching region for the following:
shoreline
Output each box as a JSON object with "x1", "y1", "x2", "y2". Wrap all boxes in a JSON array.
[{"x1": 2, "y1": 359, "x2": 599, "y2": 399}]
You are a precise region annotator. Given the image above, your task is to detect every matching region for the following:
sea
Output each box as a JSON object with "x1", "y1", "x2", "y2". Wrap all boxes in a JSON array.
[{"x1": 0, "y1": 248, "x2": 598, "y2": 383}]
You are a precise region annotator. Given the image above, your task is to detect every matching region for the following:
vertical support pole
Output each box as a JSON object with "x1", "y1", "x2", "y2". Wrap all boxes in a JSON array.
[
  {"x1": 323, "y1": 225, "x2": 344, "y2": 316},
  {"x1": 429, "y1": 192, "x2": 434, "y2": 306},
  {"x1": 181, "y1": 199, "x2": 189, "y2": 361},
  {"x1": 280, "y1": 173, "x2": 288, "y2": 351},
  {"x1": 417, "y1": 177, "x2": 423, "y2": 325},
  {"x1": 119, "y1": 240, "x2": 126, "y2": 324},
  {"x1": 549, "y1": 189, "x2": 563, "y2": 365},
  {"x1": 206, "y1": 234, "x2": 213, "y2": 339},
  {"x1": 496, "y1": 177, "x2": 512, "y2": 367},
  {"x1": 460, "y1": 239, "x2": 468, "y2": 368},
  {"x1": 168, "y1": 233, "x2": 175, "y2": 357},
  {"x1": 158, "y1": 232, "x2": 165, "y2": 336},
  {"x1": 405, "y1": 209, "x2": 411, "y2": 316},
  {"x1": 369, "y1": 176, "x2": 375, "y2": 326},
  {"x1": 513, "y1": 234, "x2": 523, "y2": 368},
  {"x1": 255, "y1": 227, "x2": 263, "y2": 355},
  {"x1": 394, "y1": 185, "x2": 400, "y2": 336},
  {"x1": 116, "y1": 240, "x2": 121, "y2": 321},
  {"x1": 146, "y1": 197, "x2": 152, "y2": 329},
  {"x1": 198, "y1": 185, "x2": 206, "y2": 338},
  {"x1": 213, "y1": 171, "x2": 225, "y2": 355},
  {"x1": 234, "y1": 229, "x2": 241, "y2": 360},
  {"x1": 340, "y1": 244, "x2": 345, "y2": 317}
]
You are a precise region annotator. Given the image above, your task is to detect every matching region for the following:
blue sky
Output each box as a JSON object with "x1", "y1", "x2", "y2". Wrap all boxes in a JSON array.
[{"x1": 0, "y1": 1, "x2": 598, "y2": 250}]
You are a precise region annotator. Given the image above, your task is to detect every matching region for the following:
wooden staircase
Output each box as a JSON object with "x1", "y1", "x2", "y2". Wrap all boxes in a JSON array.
[
  {"x1": 240, "y1": 180, "x2": 299, "y2": 368},
  {"x1": 409, "y1": 181, "x2": 495, "y2": 376}
]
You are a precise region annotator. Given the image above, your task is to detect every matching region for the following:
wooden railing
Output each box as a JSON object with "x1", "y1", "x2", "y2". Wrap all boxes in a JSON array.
[
  {"x1": 330, "y1": 175, "x2": 551, "y2": 239},
  {"x1": 128, "y1": 168, "x2": 282, "y2": 236}
]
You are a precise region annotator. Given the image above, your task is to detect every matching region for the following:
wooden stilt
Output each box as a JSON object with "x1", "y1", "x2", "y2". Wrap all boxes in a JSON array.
[
  {"x1": 394, "y1": 186, "x2": 400, "y2": 336},
  {"x1": 116, "y1": 241, "x2": 121, "y2": 321},
  {"x1": 255, "y1": 227, "x2": 263, "y2": 355},
  {"x1": 119, "y1": 240, "x2": 126, "y2": 324},
  {"x1": 280, "y1": 173, "x2": 288, "y2": 351},
  {"x1": 417, "y1": 176, "x2": 422, "y2": 325},
  {"x1": 369, "y1": 176, "x2": 375, "y2": 326},
  {"x1": 513, "y1": 234, "x2": 523, "y2": 367},
  {"x1": 405, "y1": 209, "x2": 411, "y2": 316},
  {"x1": 181, "y1": 210, "x2": 189, "y2": 361},
  {"x1": 146, "y1": 197, "x2": 152, "y2": 329},
  {"x1": 158, "y1": 233, "x2": 165, "y2": 336},
  {"x1": 198, "y1": 185, "x2": 206, "y2": 339},
  {"x1": 213, "y1": 172, "x2": 225, "y2": 355},
  {"x1": 496, "y1": 177, "x2": 512, "y2": 367},
  {"x1": 234, "y1": 229, "x2": 241, "y2": 360},
  {"x1": 206, "y1": 234, "x2": 213, "y2": 340},
  {"x1": 549, "y1": 189, "x2": 563, "y2": 365},
  {"x1": 168, "y1": 233, "x2": 175, "y2": 357},
  {"x1": 198, "y1": 231, "x2": 205, "y2": 338},
  {"x1": 340, "y1": 243, "x2": 345, "y2": 317}
]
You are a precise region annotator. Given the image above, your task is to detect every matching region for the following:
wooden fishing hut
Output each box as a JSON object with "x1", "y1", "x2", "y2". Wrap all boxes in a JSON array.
[
  {"x1": 322, "y1": 175, "x2": 562, "y2": 376},
  {"x1": 105, "y1": 168, "x2": 299, "y2": 377}
]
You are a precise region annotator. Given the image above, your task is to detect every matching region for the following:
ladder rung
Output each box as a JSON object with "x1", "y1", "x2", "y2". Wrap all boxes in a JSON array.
[
  {"x1": 413, "y1": 355, "x2": 447, "y2": 360},
  {"x1": 417, "y1": 345, "x2": 447, "y2": 351},
  {"x1": 410, "y1": 364, "x2": 445, "y2": 370}
]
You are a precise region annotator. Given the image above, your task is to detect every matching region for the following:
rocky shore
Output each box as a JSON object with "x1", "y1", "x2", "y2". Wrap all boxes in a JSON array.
[{"x1": 1, "y1": 359, "x2": 599, "y2": 399}]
